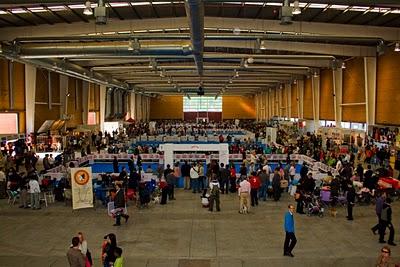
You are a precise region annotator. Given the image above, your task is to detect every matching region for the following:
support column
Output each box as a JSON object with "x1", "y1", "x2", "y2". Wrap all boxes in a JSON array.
[
  {"x1": 333, "y1": 69, "x2": 343, "y2": 126},
  {"x1": 130, "y1": 92, "x2": 136, "y2": 120},
  {"x1": 25, "y1": 64, "x2": 36, "y2": 135},
  {"x1": 99, "y1": 85, "x2": 106, "y2": 132},
  {"x1": 286, "y1": 83, "x2": 291, "y2": 119},
  {"x1": 312, "y1": 75, "x2": 320, "y2": 130},
  {"x1": 364, "y1": 57, "x2": 377, "y2": 127},
  {"x1": 255, "y1": 94, "x2": 259, "y2": 121},
  {"x1": 298, "y1": 80, "x2": 304, "y2": 119},
  {"x1": 82, "y1": 81, "x2": 89, "y2": 125},
  {"x1": 59, "y1": 74, "x2": 69, "y2": 116}
]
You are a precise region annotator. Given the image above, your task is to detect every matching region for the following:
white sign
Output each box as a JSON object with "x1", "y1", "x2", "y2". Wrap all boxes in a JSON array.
[{"x1": 70, "y1": 167, "x2": 94, "y2": 210}]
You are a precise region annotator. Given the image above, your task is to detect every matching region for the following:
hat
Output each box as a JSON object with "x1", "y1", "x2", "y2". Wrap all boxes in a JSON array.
[{"x1": 307, "y1": 171, "x2": 313, "y2": 175}]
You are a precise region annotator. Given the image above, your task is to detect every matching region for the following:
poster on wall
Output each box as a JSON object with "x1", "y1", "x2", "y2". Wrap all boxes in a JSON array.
[{"x1": 71, "y1": 167, "x2": 94, "y2": 210}]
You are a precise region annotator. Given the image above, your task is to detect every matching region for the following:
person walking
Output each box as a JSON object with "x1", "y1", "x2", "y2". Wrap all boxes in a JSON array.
[
  {"x1": 379, "y1": 198, "x2": 396, "y2": 246},
  {"x1": 102, "y1": 233, "x2": 117, "y2": 267},
  {"x1": 209, "y1": 174, "x2": 221, "y2": 212},
  {"x1": 112, "y1": 183, "x2": 129, "y2": 226},
  {"x1": 67, "y1": 236, "x2": 86, "y2": 267},
  {"x1": 249, "y1": 172, "x2": 261, "y2": 207},
  {"x1": 283, "y1": 204, "x2": 297, "y2": 257},
  {"x1": 372, "y1": 192, "x2": 386, "y2": 235},
  {"x1": 346, "y1": 182, "x2": 356, "y2": 221},
  {"x1": 238, "y1": 176, "x2": 251, "y2": 214}
]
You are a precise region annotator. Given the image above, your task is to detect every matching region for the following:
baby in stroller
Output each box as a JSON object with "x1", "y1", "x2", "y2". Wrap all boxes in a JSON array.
[{"x1": 303, "y1": 194, "x2": 324, "y2": 217}]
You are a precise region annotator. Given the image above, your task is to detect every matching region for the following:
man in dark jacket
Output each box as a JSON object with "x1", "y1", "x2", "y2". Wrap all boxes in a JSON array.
[
  {"x1": 113, "y1": 182, "x2": 129, "y2": 226},
  {"x1": 272, "y1": 168, "x2": 281, "y2": 201},
  {"x1": 346, "y1": 183, "x2": 356, "y2": 221},
  {"x1": 166, "y1": 172, "x2": 176, "y2": 200},
  {"x1": 300, "y1": 163, "x2": 308, "y2": 180},
  {"x1": 112, "y1": 156, "x2": 119, "y2": 173},
  {"x1": 219, "y1": 163, "x2": 230, "y2": 194},
  {"x1": 372, "y1": 192, "x2": 386, "y2": 235},
  {"x1": 379, "y1": 198, "x2": 396, "y2": 246},
  {"x1": 181, "y1": 161, "x2": 191, "y2": 190}
]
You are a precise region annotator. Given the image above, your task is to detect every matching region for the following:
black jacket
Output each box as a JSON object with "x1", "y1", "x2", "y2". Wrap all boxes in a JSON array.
[
  {"x1": 114, "y1": 189, "x2": 125, "y2": 208},
  {"x1": 346, "y1": 187, "x2": 356, "y2": 203}
]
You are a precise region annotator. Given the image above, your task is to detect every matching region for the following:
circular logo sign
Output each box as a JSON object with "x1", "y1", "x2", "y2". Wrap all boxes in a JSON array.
[{"x1": 74, "y1": 169, "x2": 90, "y2": 186}]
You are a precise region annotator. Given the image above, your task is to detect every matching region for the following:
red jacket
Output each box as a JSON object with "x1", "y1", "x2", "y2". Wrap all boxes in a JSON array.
[{"x1": 249, "y1": 176, "x2": 261, "y2": 189}]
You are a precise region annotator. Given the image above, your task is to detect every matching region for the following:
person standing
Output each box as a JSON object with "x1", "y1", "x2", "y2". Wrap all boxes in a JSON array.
[
  {"x1": 166, "y1": 171, "x2": 176, "y2": 201},
  {"x1": 198, "y1": 162, "x2": 205, "y2": 190},
  {"x1": 249, "y1": 172, "x2": 261, "y2": 207},
  {"x1": 28, "y1": 175, "x2": 41, "y2": 210},
  {"x1": 219, "y1": 163, "x2": 230, "y2": 194},
  {"x1": 67, "y1": 236, "x2": 86, "y2": 267},
  {"x1": 272, "y1": 168, "x2": 281, "y2": 201},
  {"x1": 379, "y1": 198, "x2": 396, "y2": 246},
  {"x1": 346, "y1": 183, "x2": 356, "y2": 221},
  {"x1": 78, "y1": 232, "x2": 92, "y2": 267},
  {"x1": 258, "y1": 169, "x2": 268, "y2": 201},
  {"x1": 372, "y1": 192, "x2": 386, "y2": 235},
  {"x1": 102, "y1": 233, "x2": 117, "y2": 267},
  {"x1": 113, "y1": 156, "x2": 119, "y2": 173},
  {"x1": 190, "y1": 163, "x2": 200, "y2": 193},
  {"x1": 238, "y1": 176, "x2": 251, "y2": 214},
  {"x1": 113, "y1": 247, "x2": 124, "y2": 267},
  {"x1": 289, "y1": 162, "x2": 296, "y2": 184},
  {"x1": 376, "y1": 246, "x2": 395, "y2": 267},
  {"x1": 181, "y1": 161, "x2": 191, "y2": 190},
  {"x1": 209, "y1": 174, "x2": 221, "y2": 212},
  {"x1": 112, "y1": 183, "x2": 129, "y2": 226},
  {"x1": 283, "y1": 204, "x2": 297, "y2": 257}
]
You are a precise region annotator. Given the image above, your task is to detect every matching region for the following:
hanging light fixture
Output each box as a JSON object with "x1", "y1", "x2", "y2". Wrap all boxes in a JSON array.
[
  {"x1": 292, "y1": 0, "x2": 301, "y2": 15},
  {"x1": 313, "y1": 71, "x2": 319, "y2": 77},
  {"x1": 234, "y1": 69, "x2": 239, "y2": 78},
  {"x1": 83, "y1": 1, "x2": 93, "y2": 16},
  {"x1": 395, "y1": 42, "x2": 400, "y2": 52},
  {"x1": 341, "y1": 62, "x2": 346, "y2": 69}
]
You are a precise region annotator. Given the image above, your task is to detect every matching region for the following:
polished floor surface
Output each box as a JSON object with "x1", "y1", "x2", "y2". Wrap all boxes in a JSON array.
[{"x1": 0, "y1": 190, "x2": 399, "y2": 267}]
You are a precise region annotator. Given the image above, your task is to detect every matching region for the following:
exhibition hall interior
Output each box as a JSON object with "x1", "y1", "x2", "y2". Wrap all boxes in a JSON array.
[{"x1": 1, "y1": 0, "x2": 400, "y2": 266}]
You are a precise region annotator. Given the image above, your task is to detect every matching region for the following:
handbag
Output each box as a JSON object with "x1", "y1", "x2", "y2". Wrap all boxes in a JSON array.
[
  {"x1": 280, "y1": 179, "x2": 288, "y2": 188},
  {"x1": 86, "y1": 249, "x2": 93, "y2": 266}
]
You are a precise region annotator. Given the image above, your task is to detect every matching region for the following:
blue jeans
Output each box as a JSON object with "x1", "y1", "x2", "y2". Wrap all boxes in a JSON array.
[
  {"x1": 259, "y1": 183, "x2": 268, "y2": 201},
  {"x1": 192, "y1": 179, "x2": 200, "y2": 193}
]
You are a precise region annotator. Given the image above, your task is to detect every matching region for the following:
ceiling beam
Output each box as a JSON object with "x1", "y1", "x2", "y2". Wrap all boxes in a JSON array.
[
  {"x1": 107, "y1": 3, "x2": 125, "y2": 20},
  {"x1": 128, "y1": 2, "x2": 142, "y2": 19},
  {"x1": 0, "y1": 17, "x2": 398, "y2": 41},
  {"x1": 41, "y1": 4, "x2": 71, "y2": 24},
  {"x1": 22, "y1": 6, "x2": 54, "y2": 25},
  {"x1": 0, "y1": 8, "x2": 36, "y2": 26}
]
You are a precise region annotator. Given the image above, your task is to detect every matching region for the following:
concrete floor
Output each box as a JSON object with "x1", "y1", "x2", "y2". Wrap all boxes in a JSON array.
[{"x1": 0, "y1": 190, "x2": 399, "y2": 267}]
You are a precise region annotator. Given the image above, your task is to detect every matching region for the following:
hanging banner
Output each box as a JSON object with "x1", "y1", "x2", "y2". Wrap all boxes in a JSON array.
[{"x1": 71, "y1": 167, "x2": 94, "y2": 210}]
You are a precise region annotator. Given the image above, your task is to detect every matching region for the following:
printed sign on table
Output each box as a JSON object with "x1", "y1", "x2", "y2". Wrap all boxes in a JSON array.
[{"x1": 71, "y1": 167, "x2": 94, "y2": 210}]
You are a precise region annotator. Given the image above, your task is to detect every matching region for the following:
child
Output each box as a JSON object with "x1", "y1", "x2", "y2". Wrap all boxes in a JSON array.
[
  {"x1": 113, "y1": 247, "x2": 124, "y2": 267},
  {"x1": 201, "y1": 188, "x2": 209, "y2": 208}
]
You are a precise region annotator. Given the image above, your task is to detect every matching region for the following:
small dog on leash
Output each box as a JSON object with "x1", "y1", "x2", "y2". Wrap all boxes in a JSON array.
[
  {"x1": 239, "y1": 206, "x2": 248, "y2": 214},
  {"x1": 152, "y1": 196, "x2": 160, "y2": 204}
]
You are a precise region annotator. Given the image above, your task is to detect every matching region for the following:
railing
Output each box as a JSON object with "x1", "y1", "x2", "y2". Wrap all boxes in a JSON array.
[{"x1": 45, "y1": 152, "x2": 338, "y2": 180}]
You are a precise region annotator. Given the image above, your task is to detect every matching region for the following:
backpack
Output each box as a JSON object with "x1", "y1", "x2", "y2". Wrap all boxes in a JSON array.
[{"x1": 211, "y1": 183, "x2": 219, "y2": 196}]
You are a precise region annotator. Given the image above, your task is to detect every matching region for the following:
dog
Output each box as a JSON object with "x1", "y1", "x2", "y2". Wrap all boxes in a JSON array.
[{"x1": 152, "y1": 196, "x2": 160, "y2": 204}]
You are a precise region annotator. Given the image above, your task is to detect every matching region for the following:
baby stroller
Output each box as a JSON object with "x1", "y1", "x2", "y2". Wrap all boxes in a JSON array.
[
  {"x1": 304, "y1": 195, "x2": 324, "y2": 217},
  {"x1": 356, "y1": 188, "x2": 375, "y2": 205},
  {"x1": 137, "y1": 183, "x2": 151, "y2": 208}
]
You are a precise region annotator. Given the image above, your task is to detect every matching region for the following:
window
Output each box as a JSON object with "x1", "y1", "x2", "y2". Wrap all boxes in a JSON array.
[
  {"x1": 183, "y1": 96, "x2": 222, "y2": 112},
  {"x1": 0, "y1": 113, "x2": 18, "y2": 134}
]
